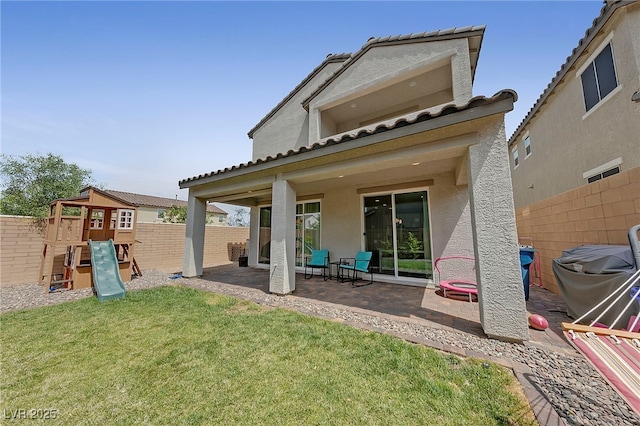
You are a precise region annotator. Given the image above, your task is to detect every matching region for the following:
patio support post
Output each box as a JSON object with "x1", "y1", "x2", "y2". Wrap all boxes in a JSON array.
[
  {"x1": 270, "y1": 178, "x2": 296, "y2": 294},
  {"x1": 467, "y1": 121, "x2": 529, "y2": 342},
  {"x1": 182, "y1": 192, "x2": 207, "y2": 278}
]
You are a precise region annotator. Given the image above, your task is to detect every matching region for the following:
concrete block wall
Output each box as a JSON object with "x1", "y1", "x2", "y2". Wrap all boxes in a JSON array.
[
  {"x1": 0, "y1": 216, "x2": 249, "y2": 286},
  {"x1": 0, "y1": 216, "x2": 50, "y2": 286},
  {"x1": 135, "y1": 223, "x2": 249, "y2": 273},
  {"x1": 515, "y1": 166, "x2": 640, "y2": 294}
]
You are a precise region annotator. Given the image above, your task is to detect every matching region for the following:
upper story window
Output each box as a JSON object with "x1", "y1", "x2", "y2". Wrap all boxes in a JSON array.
[
  {"x1": 583, "y1": 157, "x2": 622, "y2": 183},
  {"x1": 118, "y1": 209, "x2": 135, "y2": 230},
  {"x1": 580, "y1": 42, "x2": 618, "y2": 112},
  {"x1": 523, "y1": 134, "x2": 531, "y2": 157},
  {"x1": 512, "y1": 146, "x2": 519, "y2": 168}
]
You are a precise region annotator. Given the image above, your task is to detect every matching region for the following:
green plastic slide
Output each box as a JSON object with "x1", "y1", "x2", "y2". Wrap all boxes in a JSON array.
[{"x1": 88, "y1": 239, "x2": 126, "y2": 302}]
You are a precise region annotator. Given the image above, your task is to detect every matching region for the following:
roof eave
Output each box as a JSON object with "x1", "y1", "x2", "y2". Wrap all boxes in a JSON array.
[
  {"x1": 246, "y1": 54, "x2": 351, "y2": 139},
  {"x1": 507, "y1": 0, "x2": 634, "y2": 145},
  {"x1": 301, "y1": 26, "x2": 486, "y2": 110},
  {"x1": 180, "y1": 90, "x2": 515, "y2": 189}
]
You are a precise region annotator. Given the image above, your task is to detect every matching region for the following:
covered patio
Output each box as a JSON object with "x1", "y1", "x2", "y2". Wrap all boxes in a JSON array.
[{"x1": 191, "y1": 264, "x2": 572, "y2": 353}]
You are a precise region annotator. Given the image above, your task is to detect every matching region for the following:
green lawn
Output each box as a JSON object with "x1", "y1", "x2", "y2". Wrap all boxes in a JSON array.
[{"x1": 1, "y1": 286, "x2": 535, "y2": 425}]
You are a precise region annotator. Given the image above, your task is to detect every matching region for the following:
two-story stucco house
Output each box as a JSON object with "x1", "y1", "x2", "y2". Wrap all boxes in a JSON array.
[
  {"x1": 180, "y1": 27, "x2": 530, "y2": 341},
  {"x1": 507, "y1": 0, "x2": 640, "y2": 294}
]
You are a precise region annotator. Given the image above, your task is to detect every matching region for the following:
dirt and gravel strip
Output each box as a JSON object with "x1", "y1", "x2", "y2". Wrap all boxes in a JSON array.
[{"x1": 1, "y1": 270, "x2": 638, "y2": 426}]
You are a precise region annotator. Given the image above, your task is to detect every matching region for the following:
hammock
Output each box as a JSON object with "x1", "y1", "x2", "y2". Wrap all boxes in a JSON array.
[{"x1": 562, "y1": 268, "x2": 640, "y2": 416}]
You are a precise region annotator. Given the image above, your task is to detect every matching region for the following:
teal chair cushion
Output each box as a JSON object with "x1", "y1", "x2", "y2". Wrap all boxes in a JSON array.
[{"x1": 306, "y1": 249, "x2": 329, "y2": 267}]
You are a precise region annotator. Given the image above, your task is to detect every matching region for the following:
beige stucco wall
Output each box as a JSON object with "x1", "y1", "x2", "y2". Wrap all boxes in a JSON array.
[
  {"x1": 136, "y1": 207, "x2": 165, "y2": 223},
  {"x1": 249, "y1": 170, "x2": 476, "y2": 287},
  {"x1": 510, "y1": 4, "x2": 640, "y2": 210},
  {"x1": 308, "y1": 39, "x2": 473, "y2": 142},
  {"x1": 515, "y1": 166, "x2": 640, "y2": 295},
  {"x1": 0, "y1": 216, "x2": 248, "y2": 286},
  {"x1": 251, "y1": 61, "x2": 345, "y2": 162}
]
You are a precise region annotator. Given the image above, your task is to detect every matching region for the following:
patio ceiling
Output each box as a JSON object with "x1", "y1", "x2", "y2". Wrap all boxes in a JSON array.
[{"x1": 181, "y1": 90, "x2": 516, "y2": 206}]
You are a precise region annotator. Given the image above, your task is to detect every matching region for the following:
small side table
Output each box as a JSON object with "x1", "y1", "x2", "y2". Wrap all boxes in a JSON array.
[{"x1": 329, "y1": 261, "x2": 343, "y2": 281}]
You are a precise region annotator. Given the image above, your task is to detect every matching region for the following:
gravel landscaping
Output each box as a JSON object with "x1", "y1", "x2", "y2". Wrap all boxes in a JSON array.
[{"x1": 1, "y1": 269, "x2": 638, "y2": 426}]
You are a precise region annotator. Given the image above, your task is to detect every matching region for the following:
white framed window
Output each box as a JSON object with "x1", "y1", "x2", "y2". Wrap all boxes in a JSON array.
[
  {"x1": 157, "y1": 209, "x2": 165, "y2": 220},
  {"x1": 512, "y1": 146, "x2": 519, "y2": 168},
  {"x1": 118, "y1": 209, "x2": 135, "y2": 229},
  {"x1": 578, "y1": 35, "x2": 618, "y2": 113},
  {"x1": 584, "y1": 157, "x2": 622, "y2": 183},
  {"x1": 523, "y1": 133, "x2": 531, "y2": 157},
  {"x1": 110, "y1": 211, "x2": 117, "y2": 230},
  {"x1": 90, "y1": 210, "x2": 104, "y2": 230},
  {"x1": 218, "y1": 215, "x2": 224, "y2": 223}
]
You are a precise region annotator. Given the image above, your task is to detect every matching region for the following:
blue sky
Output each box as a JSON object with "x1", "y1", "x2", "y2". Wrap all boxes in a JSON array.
[{"x1": 2, "y1": 1, "x2": 604, "y2": 206}]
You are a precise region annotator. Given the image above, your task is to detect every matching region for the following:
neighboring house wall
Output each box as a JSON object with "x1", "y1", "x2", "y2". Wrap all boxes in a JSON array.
[
  {"x1": 136, "y1": 206, "x2": 227, "y2": 225},
  {"x1": 510, "y1": 2, "x2": 640, "y2": 210},
  {"x1": 515, "y1": 166, "x2": 640, "y2": 295},
  {"x1": 0, "y1": 216, "x2": 248, "y2": 286},
  {"x1": 137, "y1": 207, "x2": 166, "y2": 223},
  {"x1": 507, "y1": 1, "x2": 640, "y2": 298}
]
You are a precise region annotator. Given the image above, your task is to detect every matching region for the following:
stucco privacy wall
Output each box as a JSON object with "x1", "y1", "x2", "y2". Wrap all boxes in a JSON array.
[
  {"x1": 0, "y1": 216, "x2": 249, "y2": 286},
  {"x1": 251, "y1": 61, "x2": 346, "y2": 161},
  {"x1": 307, "y1": 39, "x2": 473, "y2": 141},
  {"x1": 515, "y1": 166, "x2": 640, "y2": 295}
]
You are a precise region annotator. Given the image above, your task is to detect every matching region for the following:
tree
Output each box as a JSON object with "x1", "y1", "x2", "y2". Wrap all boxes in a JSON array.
[
  {"x1": 0, "y1": 153, "x2": 94, "y2": 220},
  {"x1": 163, "y1": 205, "x2": 188, "y2": 223},
  {"x1": 227, "y1": 207, "x2": 249, "y2": 227}
]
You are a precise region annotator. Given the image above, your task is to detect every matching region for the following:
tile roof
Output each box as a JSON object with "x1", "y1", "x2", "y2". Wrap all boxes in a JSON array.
[
  {"x1": 302, "y1": 26, "x2": 486, "y2": 109},
  {"x1": 104, "y1": 189, "x2": 227, "y2": 214},
  {"x1": 247, "y1": 26, "x2": 485, "y2": 139},
  {"x1": 247, "y1": 53, "x2": 351, "y2": 138},
  {"x1": 180, "y1": 89, "x2": 516, "y2": 186},
  {"x1": 507, "y1": 0, "x2": 636, "y2": 145}
]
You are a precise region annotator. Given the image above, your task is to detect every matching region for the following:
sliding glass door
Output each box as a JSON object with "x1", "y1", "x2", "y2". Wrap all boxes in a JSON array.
[
  {"x1": 258, "y1": 207, "x2": 271, "y2": 264},
  {"x1": 363, "y1": 191, "x2": 432, "y2": 280}
]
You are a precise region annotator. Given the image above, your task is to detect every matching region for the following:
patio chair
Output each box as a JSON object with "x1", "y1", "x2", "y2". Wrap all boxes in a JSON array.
[
  {"x1": 339, "y1": 251, "x2": 373, "y2": 287},
  {"x1": 304, "y1": 249, "x2": 330, "y2": 280},
  {"x1": 434, "y1": 256, "x2": 477, "y2": 302}
]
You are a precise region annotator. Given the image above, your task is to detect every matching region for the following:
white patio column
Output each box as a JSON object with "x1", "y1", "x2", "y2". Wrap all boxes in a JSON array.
[
  {"x1": 270, "y1": 178, "x2": 296, "y2": 294},
  {"x1": 182, "y1": 192, "x2": 207, "y2": 277},
  {"x1": 467, "y1": 121, "x2": 529, "y2": 342}
]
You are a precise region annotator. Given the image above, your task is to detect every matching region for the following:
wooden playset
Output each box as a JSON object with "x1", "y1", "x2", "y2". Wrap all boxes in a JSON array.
[{"x1": 38, "y1": 187, "x2": 141, "y2": 293}]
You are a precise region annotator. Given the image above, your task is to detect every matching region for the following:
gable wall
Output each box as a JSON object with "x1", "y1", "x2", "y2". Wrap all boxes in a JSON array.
[
  {"x1": 251, "y1": 62, "x2": 345, "y2": 161},
  {"x1": 308, "y1": 39, "x2": 473, "y2": 142},
  {"x1": 510, "y1": 4, "x2": 640, "y2": 210}
]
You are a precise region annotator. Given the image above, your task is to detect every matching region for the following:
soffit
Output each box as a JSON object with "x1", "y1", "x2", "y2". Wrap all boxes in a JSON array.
[{"x1": 180, "y1": 89, "x2": 516, "y2": 192}]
